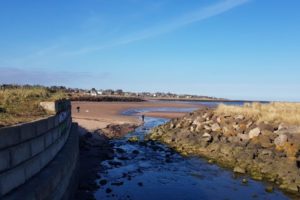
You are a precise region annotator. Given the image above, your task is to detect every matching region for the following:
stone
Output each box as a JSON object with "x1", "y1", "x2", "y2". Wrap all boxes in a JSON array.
[
  {"x1": 237, "y1": 133, "x2": 249, "y2": 141},
  {"x1": 222, "y1": 127, "x2": 231, "y2": 136},
  {"x1": 248, "y1": 127, "x2": 261, "y2": 139},
  {"x1": 190, "y1": 126, "x2": 195, "y2": 132},
  {"x1": 258, "y1": 123, "x2": 275, "y2": 132},
  {"x1": 208, "y1": 159, "x2": 214, "y2": 164},
  {"x1": 232, "y1": 124, "x2": 239, "y2": 130},
  {"x1": 239, "y1": 123, "x2": 247, "y2": 132},
  {"x1": 278, "y1": 123, "x2": 287, "y2": 131},
  {"x1": 99, "y1": 179, "x2": 108, "y2": 186},
  {"x1": 286, "y1": 184, "x2": 299, "y2": 193},
  {"x1": 195, "y1": 125, "x2": 203, "y2": 132},
  {"x1": 260, "y1": 149, "x2": 273, "y2": 156},
  {"x1": 202, "y1": 133, "x2": 212, "y2": 142},
  {"x1": 106, "y1": 188, "x2": 112, "y2": 193},
  {"x1": 246, "y1": 121, "x2": 253, "y2": 129},
  {"x1": 265, "y1": 185, "x2": 274, "y2": 193},
  {"x1": 274, "y1": 134, "x2": 288, "y2": 147},
  {"x1": 204, "y1": 125, "x2": 211, "y2": 131},
  {"x1": 169, "y1": 123, "x2": 175, "y2": 129},
  {"x1": 234, "y1": 166, "x2": 246, "y2": 174},
  {"x1": 258, "y1": 135, "x2": 273, "y2": 148},
  {"x1": 111, "y1": 182, "x2": 124, "y2": 186},
  {"x1": 211, "y1": 123, "x2": 221, "y2": 132},
  {"x1": 138, "y1": 182, "x2": 143, "y2": 187},
  {"x1": 235, "y1": 115, "x2": 245, "y2": 120},
  {"x1": 175, "y1": 123, "x2": 182, "y2": 128},
  {"x1": 128, "y1": 136, "x2": 139, "y2": 143},
  {"x1": 132, "y1": 150, "x2": 140, "y2": 155},
  {"x1": 116, "y1": 148, "x2": 125, "y2": 154},
  {"x1": 202, "y1": 113, "x2": 208, "y2": 119}
]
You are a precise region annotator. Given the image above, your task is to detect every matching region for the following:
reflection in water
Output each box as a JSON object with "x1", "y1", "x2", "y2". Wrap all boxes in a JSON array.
[{"x1": 94, "y1": 109, "x2": 288, "y2": 200}]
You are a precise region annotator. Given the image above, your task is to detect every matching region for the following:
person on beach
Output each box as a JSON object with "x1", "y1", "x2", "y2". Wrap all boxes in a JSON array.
[
  {"x1": 141, "y1": 115, "x2": 145, "y2": 122},
  {"x1": 76, "y1": 106, "x2": 80, "y2": 113}
]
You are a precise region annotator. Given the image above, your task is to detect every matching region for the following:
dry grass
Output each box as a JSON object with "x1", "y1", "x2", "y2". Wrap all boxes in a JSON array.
[
  {"x1": 215, "y1": 102, "x2": 300, "y2": 125},
  {"x1": 0, "y1": 87, "x2": 67, "y2": 127}
]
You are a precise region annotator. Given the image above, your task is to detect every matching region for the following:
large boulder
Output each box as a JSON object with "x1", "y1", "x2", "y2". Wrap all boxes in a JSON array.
[
  {"x1": 274, "y1": 134, "x2": 288, "y2": 147},
  {"x1": 258, "y1": 122, "x2": 275, "y2": 132},
  {"x1": 211, "y1": 123, "x2": 221, "y2": 132},
  {"x1": 258, "y1": 135, "x2": 274, "y2": 148},
  {"x1": 222, "y1": 126, "x2": 235, "y2": 136},
  {"x1": 249, "y1": 127, "x2": 261, "y2": 139}
]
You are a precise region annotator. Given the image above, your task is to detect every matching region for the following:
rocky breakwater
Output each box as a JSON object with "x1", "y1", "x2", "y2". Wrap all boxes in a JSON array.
[{"x1": 149, "y1": 108, "x2": 300, "y2": 195}]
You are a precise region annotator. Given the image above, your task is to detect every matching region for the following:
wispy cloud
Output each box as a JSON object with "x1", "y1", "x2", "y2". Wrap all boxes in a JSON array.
[
  {"x1": 0, "y1": 67, "x2": 110, "y2": 86},
  {"x1": 65, "y1": 0, "x2": 250, "y2": 55}
]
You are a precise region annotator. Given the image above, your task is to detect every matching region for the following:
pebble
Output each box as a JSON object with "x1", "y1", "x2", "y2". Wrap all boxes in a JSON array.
[
  {"x1": 106, "y1": 188, "x2": 112, "y2": 193},
  {"x1": 138, "y1": 182, "x2": 143, "y2": 187},
  {"x1": 112, "y1": 182, "x2": 124, "y2": 186},
  {"x1": 265, "y1": 185, "x2": 274, "y2": 193},
  {"x1": 242, "y1": 178, "x2": 248, "y2": 184},
  {"x1": 132, "y1": 150, "x2": 140, "y2": 154},
  {"x1": 116, "y1": 148, "x2": 126, "y2": 153},
  {"x1": 99, "y1": 179, "x2": 108, "y2": 186}
]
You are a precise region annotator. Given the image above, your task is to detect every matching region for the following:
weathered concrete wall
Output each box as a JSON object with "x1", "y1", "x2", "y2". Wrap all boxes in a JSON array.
[{"x1": 0, "y1": 100, "x2": 79, "y2": 199}]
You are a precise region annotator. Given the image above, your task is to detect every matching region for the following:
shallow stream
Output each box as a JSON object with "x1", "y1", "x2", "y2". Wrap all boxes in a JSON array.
[{"x1": 94, "y1": 107, "x2": 289, "y2": 200}]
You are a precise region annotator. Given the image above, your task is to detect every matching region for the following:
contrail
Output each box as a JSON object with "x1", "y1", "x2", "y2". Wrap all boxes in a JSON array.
[{"x1": 64, "y1": 0, "x2": 251, "y2": 56}]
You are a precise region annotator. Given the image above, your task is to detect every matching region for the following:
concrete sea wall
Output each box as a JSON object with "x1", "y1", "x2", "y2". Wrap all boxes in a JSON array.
[{"x1": 0, "y1": 100, "x2": 79, "y2": 200}]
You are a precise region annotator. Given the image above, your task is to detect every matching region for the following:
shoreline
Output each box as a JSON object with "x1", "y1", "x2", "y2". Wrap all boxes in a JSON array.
[{"x1": 71, "y1": 101, "x2": 202, "y2": 132}]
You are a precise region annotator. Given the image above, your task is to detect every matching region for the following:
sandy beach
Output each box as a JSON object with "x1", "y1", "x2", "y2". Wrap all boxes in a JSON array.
[{"x1": 72, "y1": 101, "x2": 202, "y2": 131}]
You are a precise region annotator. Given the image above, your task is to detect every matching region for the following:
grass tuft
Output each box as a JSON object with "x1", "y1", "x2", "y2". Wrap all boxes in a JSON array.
[
  {"x1": 0, "y1": 87, "x2": 67, "y2": 127},
  {"x1": 215, "y1": 102, "x2": 300, "y2": 125}
]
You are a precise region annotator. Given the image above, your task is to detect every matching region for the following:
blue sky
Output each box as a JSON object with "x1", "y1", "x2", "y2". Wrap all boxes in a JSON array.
[{"x1": 0, "y1": 0, "x2": 299, "y2": 101}]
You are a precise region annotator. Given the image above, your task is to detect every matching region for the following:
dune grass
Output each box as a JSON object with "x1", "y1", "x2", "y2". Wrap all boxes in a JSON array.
[
  {"x1": 0, "y1": 87, "x2": 67, "y2": 127},
  {"x1": 215, "y1": 102, "x2": 300, "y2": 125}
]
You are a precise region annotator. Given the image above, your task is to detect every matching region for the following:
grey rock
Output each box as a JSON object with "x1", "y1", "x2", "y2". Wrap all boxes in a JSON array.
[
  {"x1": 274, "y1": 134, "x2": 288, "y2": 147},
  {"x1": 211, "y1": 123, "x2": 221, "y2": 132}
]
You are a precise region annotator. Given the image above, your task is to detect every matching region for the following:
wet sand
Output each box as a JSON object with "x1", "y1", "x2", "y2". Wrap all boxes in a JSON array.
[{"x1": 72, "y1": 101, "x2": 202, "y2": 131}]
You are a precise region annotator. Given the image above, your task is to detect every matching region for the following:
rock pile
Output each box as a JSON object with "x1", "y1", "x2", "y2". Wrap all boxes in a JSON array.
[
  {"x1": 149, "y1": 108, "x2": 300, "y2": 195},
  {"x1": 101, "y1": 124, "x2": 138, "y2": 138}
]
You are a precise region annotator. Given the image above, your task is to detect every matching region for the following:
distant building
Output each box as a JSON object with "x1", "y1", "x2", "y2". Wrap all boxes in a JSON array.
[
  {"x1": 115, "y1": 89, "x2": 124, "y2": 96},
  {"x1": 90, "y1": 88, "x2": 98, "y2": 96},
  {"x1": 97, "y1": 90, "x2": 103, "y2": 95},
  {"x1": 90, "y1": 91, "x2": 98, "y2": 96},
  {"x1": 103, "y1": 89, "x2": 114, "y2": 95}
]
